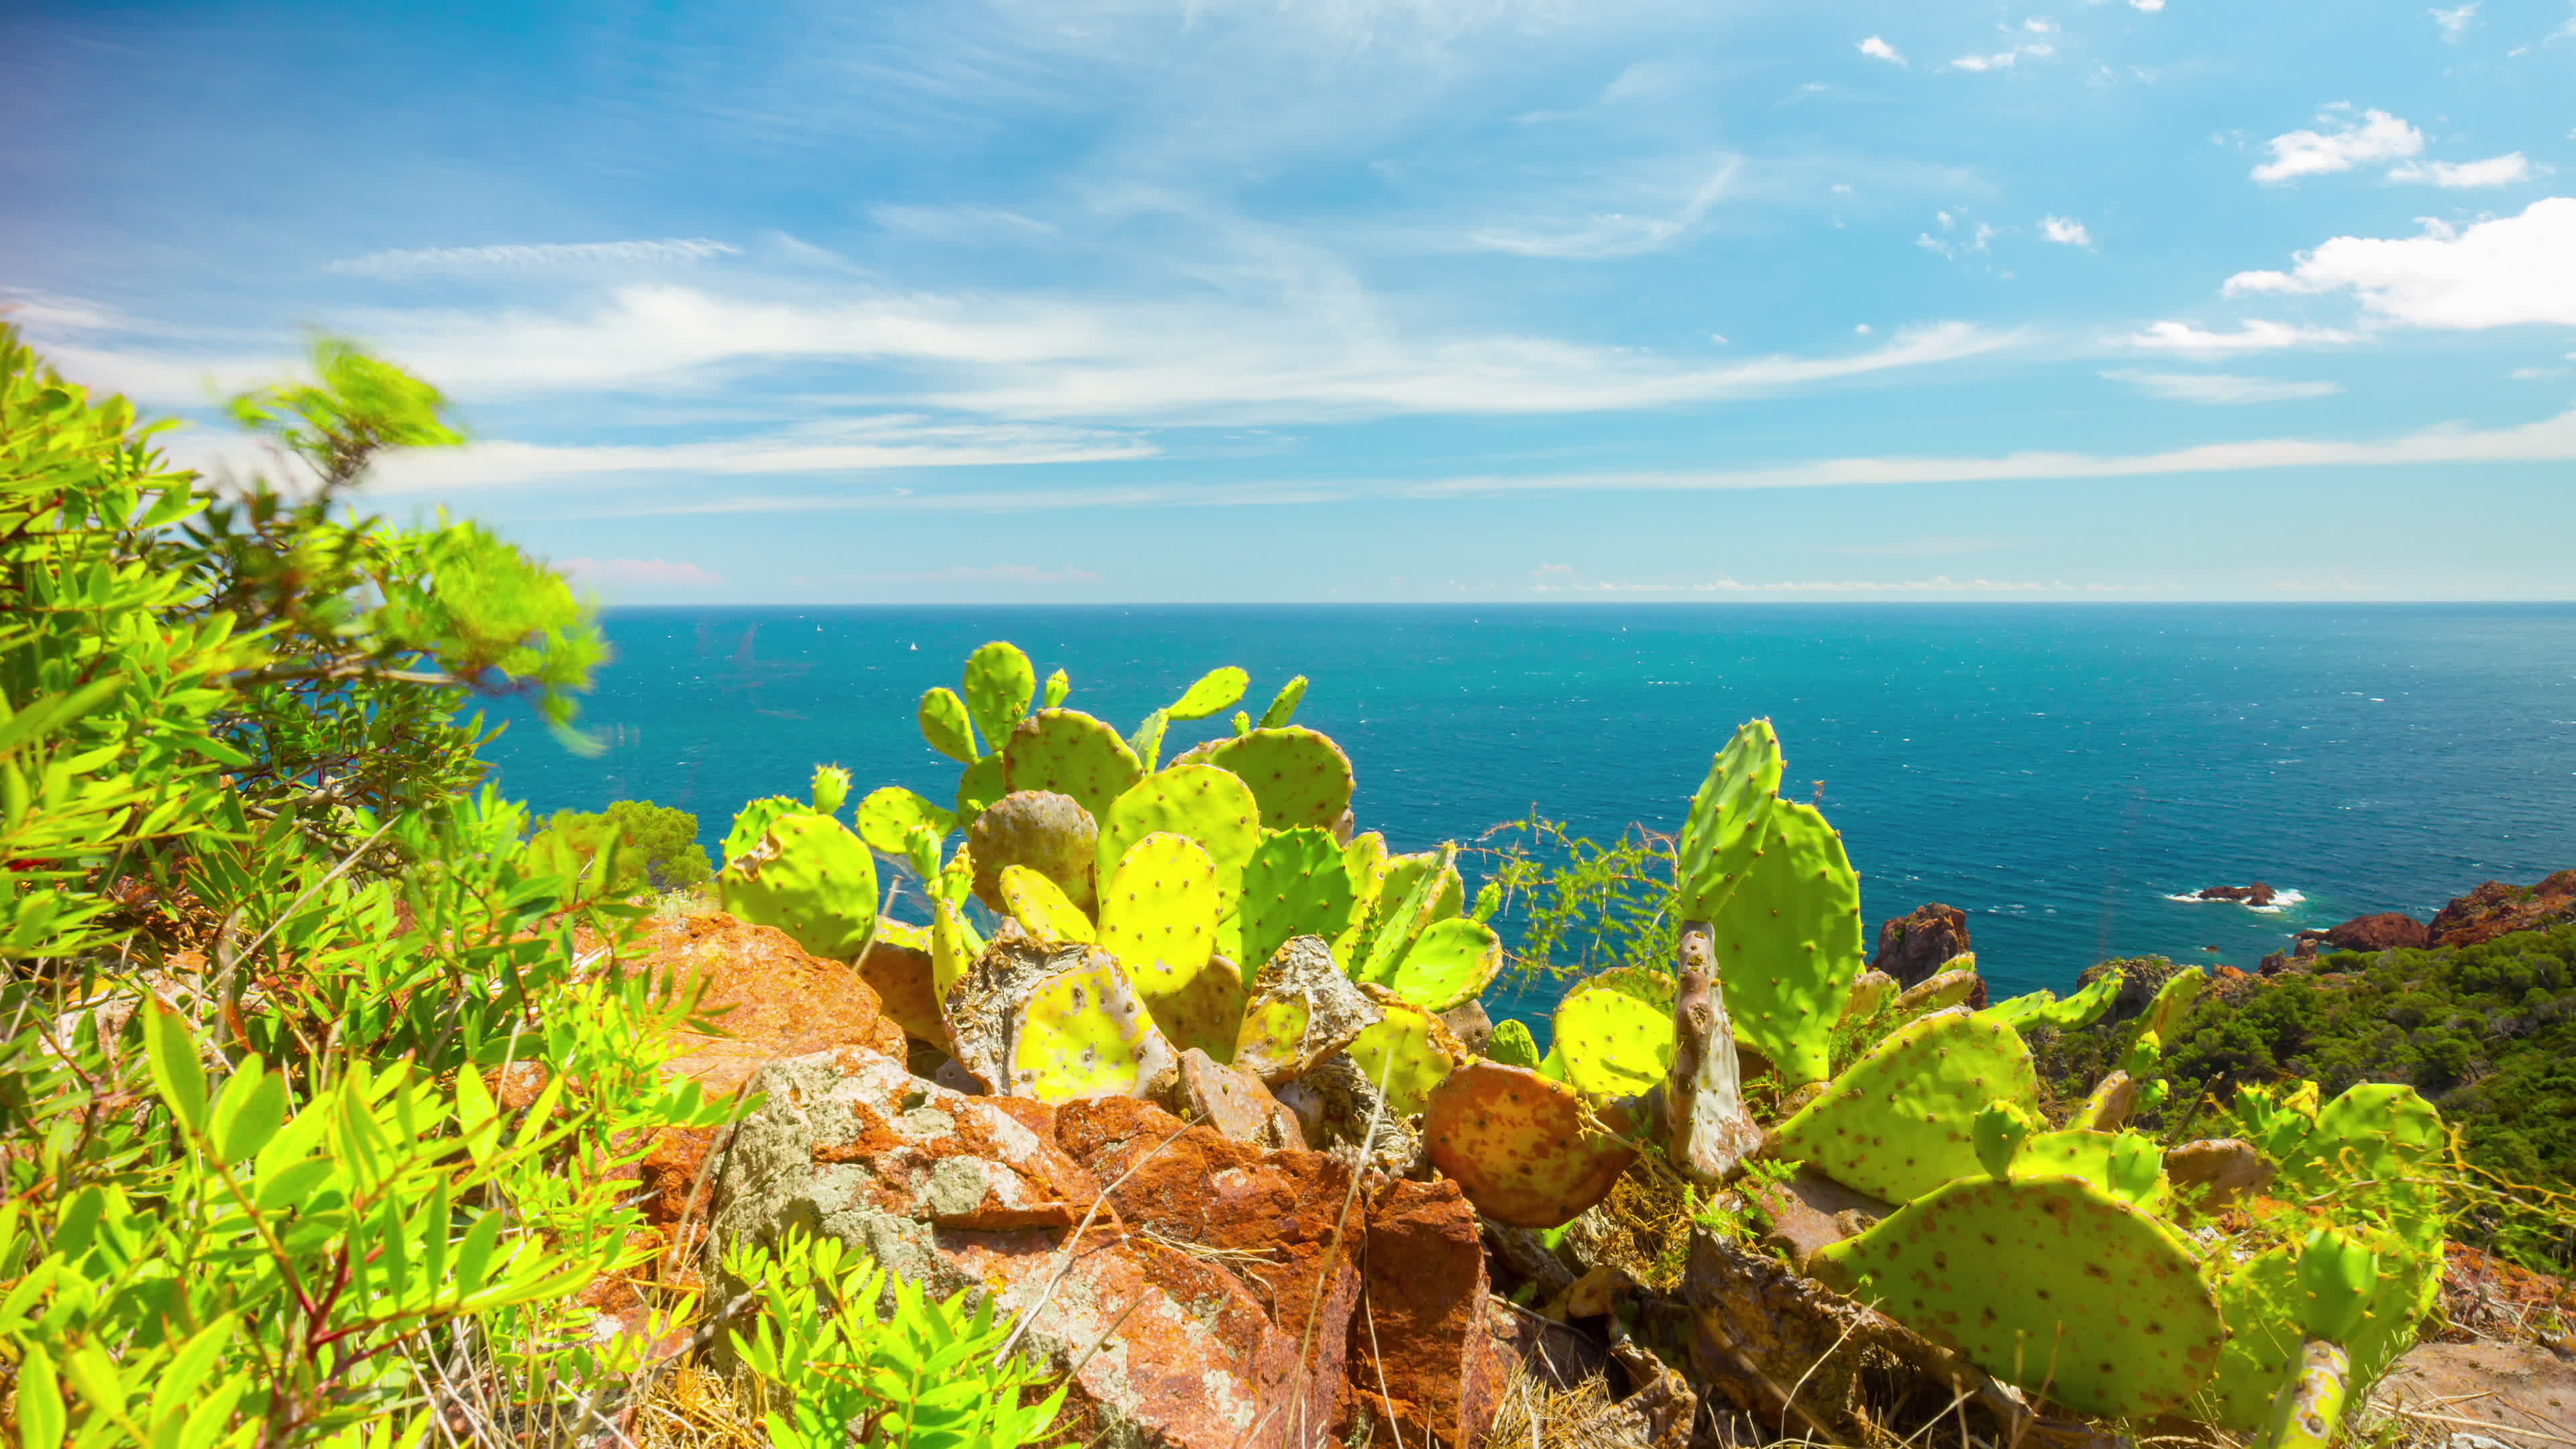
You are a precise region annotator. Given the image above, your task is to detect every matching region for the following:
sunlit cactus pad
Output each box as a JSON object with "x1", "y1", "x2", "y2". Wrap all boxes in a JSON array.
[
  {"x1": 1424, "y1": 1061, "x2": 1637, "y2": 1228},
  {"x1": 1771, "y1": 1006, "x2": 2040, "y2": 1204},
  {"x1": 1095, "y1": 764, "x2": 1261, "y2": 926},
  {"x1": 1710, "y1": 797, "x2": 1864, "y2": 1085},
  {"x1": 1173, "y1": 725, "x2": 1356, "y2": 831},
  {"x1": 1001, "y1": 708, "x2": 1145, "y2": 824}
]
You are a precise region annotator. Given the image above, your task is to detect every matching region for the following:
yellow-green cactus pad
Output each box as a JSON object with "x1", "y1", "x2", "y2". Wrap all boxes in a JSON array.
[
  {"x1": 930, "y1": 897, "x2": 973, "y2": 996},
  {"x1": 1379, "y1": 916, "x2": 1503, "y2": 1013},
  {"x1": 919, "y1": 686, "x2": 979, "y2": 764},
  {"x1": 1002, "y1": 708, "x2": 1145, "y2": 824},
  {"x1": 1487, "y1": 1018, "x2": 1542, "y2": 1069},
  {"x1": 1893, "y1": 967, "x2": 1981, "y2": 1017},
  {"x1": 1982, "y1": 967, "x2": 2125, "y2": 1033},
  {"x1": 1424, "y1": 1061, "x2": 1637, "y2": 1229},
  {"x1": 1146, "y1": 955, "x2": 1246, "y2": 1062},
  {"x1": 1676, "y1": 718, "x2": 1784, "y2": 920},
  {"x1": 1808, "y1": 1175, "x2": 2225, "y2": 1420},
  {"x1": 855, "y1": 786, "x2": 954, "y2": 857},
  {"x1": 999, "y1": 863, "x2": 1097, "y2": 945},
  {"x1": 1344, "y1": 986, "x2": 1466, "y2": 1116},
  {"x1": 1239, "y1": 826, "x2": 1358, "y2": 979},
  {"x1": 1096, "y1": 832, "x2": 1239, "y2": 1054},
  {"x1": 2197, "y1": 1220, "x2": 2440, "y2": 1432},
  {"x1": 718, "y1": 811, "x2": 879, "y2": 960},
  {"x1": 1095, "y1": 764, "x2": 1260, "y2": 923},
  {"x1": 1183, "y1": 726, "x2": 1356, "y2": 832},
  {"x1": 961, "y1": 640, "x2": 1037, "y2": 751},
  {"x1": 2272, "y1": 1082, "x2": 2448, "y2": 1249},
  {"x1": 1710, "y1": 798, "x2": 1864, "y2": 1085},
  {"x1": 1234, "y1": 935, "x2": 1382, "y2": 1082},
  {"x1": 1258, "y1": 674, "x2": 1308, "y2": 728},
  {"x1": 955, "y1": 755, "x2": 1006, "y2": 826},
  {"x1": 1552, "y1": 969, "x2": 1677, "y2": 1102},
  {"x1": 1334, "y1": 831, "x2": 1392, "y2": 959},
  {"x1": 1012, "y1": 951, "x2": 1180, "y2": 1102},
  {"x1": 965, "y1": 789, "x2": 1099, "y2": 913},
  {"x1": 1772, "y1": 1006, "x2": 2041, "y2": 1204},
  {"x1": 2144, "y1": 966, "x2": 2207, "y2": 1041},
  {"x1": 1166, "y1": 665, "x2": 1250, "y2": 721},
  {"x1": 1838, "y1": 969, "x2": 1898, "y2": 1026},
  {"x1": 723, "y1": 796, "x2": 805, "y2": 865},
  {"x1": 2012, "y1": 1128, "x2": 2170, "y2": 1210},
  {"x1": 1354, "y1": 845, "x2": 1464, "y2": 985}
]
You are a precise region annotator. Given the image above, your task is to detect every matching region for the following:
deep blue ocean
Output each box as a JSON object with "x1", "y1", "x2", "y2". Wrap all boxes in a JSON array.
[{"x1": 483, "y1": 606, "x2": 2576, "y2": 1017}]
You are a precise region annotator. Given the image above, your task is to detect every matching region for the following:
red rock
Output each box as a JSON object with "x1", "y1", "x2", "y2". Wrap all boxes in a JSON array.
[
  {"x1": 1346, "y1": 1179, "x2": 1505, "y2": 1449},
  {"x1": 2429, "y1": 870, "x2": 2576, "y2": 947},
  {"x1": 2322, "y1": 912, "x2": 2431, "y2": 952},
  {"x1": 614, "y1": 910, "x2": 906, "y2": 1097},
  {"x1": 1167, "y1": 1047, "x2": 1303, "y2": 1149},
  {"x1": 2198, "y1": 882, "x2": 2277, "y2": 906},
  {"x1": 1870, "y1": 904, "x2": 1971, "y2": 989}
]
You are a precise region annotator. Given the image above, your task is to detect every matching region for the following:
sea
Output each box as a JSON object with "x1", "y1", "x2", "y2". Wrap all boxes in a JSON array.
[{"x1": 483, "y1": 604, "x2": 2576, "y2": 1020}]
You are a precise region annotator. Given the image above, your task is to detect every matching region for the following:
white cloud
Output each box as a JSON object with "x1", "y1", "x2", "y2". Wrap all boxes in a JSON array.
[
  {"x1": 2041, "y1": 215, "x2": 2094, "y2": 247},
  {"x1": 2251, "y1": 108, "x2": 2424, "y2": 184},
  {"x1": 1529, "y1": 573, "x2": 2104, "y2": 594},
  {"x1": 1858, "y1": 35, "x2": 1907, "y2": 66},
  {"x1": 2386, "y1": 152, "x2": 2536, "y2": 188},
  {"x1": 2129, "y1": 0, "x2": 2165, "y2": 11},
  {"x1": 556, "y1": 557, "x2": 723, "y2": 587},
  {"x1": 1950, "y1": 42, "x2": 2054, "y2": 70},
  {"x1": 2125, "y1": 319, "x2": 2365, "y2": 356},
  {"x1": 1916, "y1": 233, "x2": 1953, "y2": 258},
  {"x1": 2023, "y1": 17, "x2": 2059, "y2": 34},
  {"x1": 1466, "y1": 160, "x2": 1740, "y2": 258},
  {"x1": 2430, "y1": 3, "x2": 2477, "y2": 40},
  {"x1": 324, "y1": 239, "x2": 742, "y2": 278},
  {"x1": 2101, "y1": 370, "x2": 2343, "y2": 403},
  {"x1": 2220, "y1": 197, "x2": 2576, "y2": 328}
]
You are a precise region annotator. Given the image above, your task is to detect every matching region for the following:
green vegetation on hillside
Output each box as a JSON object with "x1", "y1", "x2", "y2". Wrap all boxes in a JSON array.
[{"x1": 526, "y1": 800, "x2": 714, "y2": 894}]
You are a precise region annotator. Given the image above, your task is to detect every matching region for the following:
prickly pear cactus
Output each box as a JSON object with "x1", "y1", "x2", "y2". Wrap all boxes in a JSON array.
[
  {"x1": 998, "y1": 864, "x2": 1096, "y2": 945},
  {"x1": 2010, "y1": 1128, "x2": 2171, "y2": 1210},
  {"x1": 1377, "y1": 916, "x2": 1503, "y2": 1012},
  {"x1": 1486, "y1": 1018, "x2": 1542, "y2": 1069},
  {"x1": 965, "y1": 789, "x2": 1099, "y2": 913},
  {"x1": 1709, "y1": 798, "x2": 1864, "y2": 1085},
  {"x1": 2198, "y1": 1219, "x2": 2438, "y2": 1432},
  {"x1": 1016, "y1": 953, "x2": 1181, "y2": 1102},
  {"x1": 1675, "y1": 718, "x2": 1784, "y2": 920},
  {"x1": 1837, "y1": 969, "x2": 1898, "y2": 1026},
  {"x1": 1095, "y1": 764, "x2": 1260, "y2": 929},
  {"x1": 919, "y1": 686, "x2": 979, "y2": 765},
  {"x1": 1096, "y1": 833, "x2": 1239, "y2": 1057},
  {"x1": 955, "y1": 756, "x2": 1006, "y2": 825},
  {"x1": 1174, "y1": 726, "x2": 1356, "y2": 832},
  {"x1": 1234, "y1": 934, "x2": 1381, "y2": 1082},
  {"x1": 1165, "y1": 665, "x2": 1249, "y2": 721},
  {"x1": 724, "y1": 795, "x2": 806, "y2": 865},
  {"x1": 1552, "y1": 967, "x2": 1678, "y2": 1102},
  {"x1": 1354, "y1": 845, "x2": 1464, "y2": 985},
  {"x1": 1238, "y1": 826, "x2": 1358, "y2": 979},
  {"x1": 1809, "y1": 1174, "x2": 2226, "y2": 1420},
  {"x1": 718, "y1": 811, "x2": 879, "y2": 960},
  {"x1": 1892, "y1": 966, "x2": 1980, "y2": 1017},
  {"x1": 1001, "y1": 708, "x2": 1145, "y2": 824},
  {"x1": 962, "y1": 640, "x2": 1037, "y2": 750},
  {"x1": 2144, "y1": 965, "x2": 2208, "y2": 1042},
  {"x1": 1424, "y1": 1061, "x2": 1637, "y2": 1228},
  {"x1": 855, "y1": 786, "x2": 953, "y2": 856},
  {"x1": 1343, "y1": 985, "x2": 1466, "y2": 1116},
  {"x1": 1258, "y1": 674, "x2": 1307, "y2": 727},
  {"x1": 1771, "y1": 1006, "x2": 2041, "y2": 1204},
  {"x1": 1982, "y1": 966, "x2": 2125, "y2": 1033}
]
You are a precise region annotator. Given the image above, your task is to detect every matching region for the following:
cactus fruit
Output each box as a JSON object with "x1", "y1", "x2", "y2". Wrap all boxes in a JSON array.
[
  {"x1": 1377, "y1": 916, "x2": 1504, "y2": 1012},
  {"x1": 1042, "y1": 668, "x2": 1071, "y2": 708},
  {"x1": 855, "y1": 786, "x2": 955, "y2": 856},
  {"x1": 998, "y1": 864, "x2": 1096, "y2": 945},
  {"x1": 1675, "y1": 717, "x2": 1786, "y2": 920},
  {"x1": 1423, "y1": 1061, "x2": 1638, "y2": 1228},
  {"x1": 1982, "y1": 967, "x2": 2125, "y2": 1034},
  {"x1": 809, "y1": 764, "x2": 853, "y2": 818},
  {"x1": 1552, "y1": 968, "x2": 1677, "y2": 1102},
  {"x1": 718, "y1": 811, "x2": 880, "y2": 960},
  {"x1": 1096, "y1": 833, "x2": 1236, "y2": 1056},
  {"x1": 1238, "y1": 826, "x2": 1359, "y2": 980},
  {"x1": 857, "y1": 924, "x2": 949, "y2": 1050},
  {"x1": 1001, "y1": 708, "x2": 1146, "y2": 825},
  {"x1": 1234, "y1": 934, "x2": 1383, "y2": 1083},
  {"x1": 1258, "y1": 674, "x2": 1308, "y2": 728},
  {"x1": 965, "y1": 789, "x2": 1098, "y2": 913},
  {"x1": 1167, "y1": 665, "x2": 1250, "y2": 721},
  {"x1": 1807, "y1": 1174, "x2": 2226, "y2": 1420},
  {"x1": 1174, "y1": 727, "x2": 1356, "y2": 833},
  {"x1": 1837, "y1": 969, "x2": 1898, "y2": 1026},
  {"x1": 1095, "y1": 764, "x2": 1261, "y2": 928},
  {"x1": 1709, "y1": 798, "x2": 1865, "y2": 1086},
  {"x1": 1487, "y1": 1018, "x2": 1542, "y2": 1069},
  {"x1": 1343, "y1": 985, "x2": 1467, "y2": 1116},
  {"x1": 1770, "y1": 1006, "x2": 2041, "y2": 1204},
  {"x1": 1892, "y1": 967, "x2": 1981, "y2": 1017},
  {"x1": 943, "y1": 936, "x2": 1179, "y2": 1102},
  {"x1": 962, "y1": 640, "x2": 1037, "y2": 751},
  {"x1": 919, "y1": 686, "x2": 979, "y2": 764}
]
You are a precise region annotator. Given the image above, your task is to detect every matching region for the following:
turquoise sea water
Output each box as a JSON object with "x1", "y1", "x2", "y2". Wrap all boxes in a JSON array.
[{"x1": 484, "y1": 605, "x2": 2576, "y2": 1010}]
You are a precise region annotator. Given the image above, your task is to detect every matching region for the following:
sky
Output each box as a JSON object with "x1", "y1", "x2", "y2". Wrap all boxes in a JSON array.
[{"x1": 5, "y1": 0, "x2": 2574, "y2": 602}]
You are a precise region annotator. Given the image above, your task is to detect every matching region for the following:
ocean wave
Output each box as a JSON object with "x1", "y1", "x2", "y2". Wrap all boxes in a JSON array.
[{"x1": 2164, "y1": 888, "x2": 2306, "y2": 915}]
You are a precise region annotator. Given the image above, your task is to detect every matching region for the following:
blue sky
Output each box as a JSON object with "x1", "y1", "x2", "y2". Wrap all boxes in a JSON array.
[{"x1": 5, "y1": 0, "x2": 2573, "y2": 601}]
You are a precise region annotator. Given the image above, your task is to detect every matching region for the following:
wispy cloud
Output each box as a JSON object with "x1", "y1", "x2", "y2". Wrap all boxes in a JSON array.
[
  {"x1": 2040, "y1": 215, "x2": 2093, "y2": 247},
  {"x1": 2430, "y1": 3, "x2": 2478, "y2": 40},
  {"x1": 1527, "y1": 567, "x2": 2164, "y2": 594},
  {"x1": 1949, "y1": 40, "x2": 2054, "y2": 72},
  {"x1": 2385, "y1": 152, "x2": 2536, "y2": 187},
  {"x1": 835, "y1": 564, "x2": 1104, "y2": 584},
  {"x1": 323, "y1": 239, "x2": 743, "y2": 278},
  {"x1": 2223, "y1": 197, "x2": 2576, "y2": 327},
  {"x1": 2101, "y1": 369, "x2": 2342, "y2": 403},
  {"x1": 557, "y1": 557, "x2": 723, "y2": 586},
  {"x1": 1858, "y1": 36, "x2": 1907, "y2": 66},
  {"x1": 2124, "y1": 319, "x2": 2364, "y2": 356},
  {"x1": 1466, "y1": 160, "x2": 1741, "y2": 258},
  {"x1": 2251, "y1": 107, "x2": 2424, "y2": 183}
]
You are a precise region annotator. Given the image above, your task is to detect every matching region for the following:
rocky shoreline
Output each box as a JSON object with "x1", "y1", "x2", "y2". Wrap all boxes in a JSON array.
[{"x1": 2261, "y1": 867, "x2": 2576, "y2": 974}]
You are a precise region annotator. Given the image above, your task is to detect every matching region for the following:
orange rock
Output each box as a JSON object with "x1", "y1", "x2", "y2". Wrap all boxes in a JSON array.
[
  {"x1": 615, "y1": 911, "x2": 899, "y2": 1097},
  {"x1": 1347, "y1": 1179, "x2": 1505, "y2": 1448}
]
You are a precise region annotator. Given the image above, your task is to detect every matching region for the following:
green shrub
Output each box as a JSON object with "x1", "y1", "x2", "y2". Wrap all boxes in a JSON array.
[{"x1": 527, "y1": 800, "x2": 715, "y2": 894}]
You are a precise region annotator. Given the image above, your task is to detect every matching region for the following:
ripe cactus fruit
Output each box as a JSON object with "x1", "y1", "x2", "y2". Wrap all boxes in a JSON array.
[
  {"x1": 1258, "y1": 674, "x2": 1308, "y2": 727},
  {"x1": 1486, "y1": 1018, "x2": 1542, "y2": 1069},
  {"x1": 1807, "y1": 1174, "x2": 2226, "y2": 1420},
  {"x1": 1377, "y1": 916, "x2": 1503, "y2": 1012},
  {"x1": 1676, "y1": 718, "x2": 1785, "y2": 920},
  {"x1": 1982, "y1": 966, "x2": 2125, "y2": 1033},
  {"x1": 1096, "y1": 832, "x2": 1238, "y2": 1056},
  {"x1": 919, "y1": 686, "x2": 979, "y2": 764},
  {"x1": 1234, "y1": 934, "x2": 1383, "y2": 1082},
  {"x1": 965, "y1": 789, "x2": 1098, "y2": 914},
  {"x1": 943, "y1": 936, "x2": 1178, "y2": 1102},
  {"x1": 1167, "y1": 665, "x2": 1250, "y2": 720},
  {"x1": 717, "y1": 811, "x2": 879, "y2": 961},
  {"x1": 1002, "y1": 708, "x2": 1146, "y2": 825},
  {"x1": 998, "y1": 864, "x2": 1096, "y2": 945},
  {"x1": 1238, "y1": 826, "x2": 1359, "y2": 980},
  {"x1": 1343, "y1": 985, "x2": 1467, "y2": 1116},
  {"x1": 1771, "y1": 1006, "x2": 2041, "y2": 1205},
  {"x1": 961, "y1": 640, "x2": 1037, "y2": 751},
  {"x1": 855, "y1": 786, "x2": 955, "y2": 857},
  {"x1": 1552, "y1": 967, "x2": 1678, "y2": 1102},
  {"x1": 1423, "y1": 1061, "x2": 1638, "y2": 1228},
  {"x1": 1174, "y1": 727, "x2": 1356, "y2": 832},
  {"x1": 1709, "y1": 798, "x2": 1864, "y2": 1086},
  {"x1": 1095, "y1": 764, "x2": 1261, "y2": 926}
]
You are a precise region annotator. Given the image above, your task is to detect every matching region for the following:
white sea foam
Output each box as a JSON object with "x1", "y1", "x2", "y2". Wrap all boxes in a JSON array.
[{"x1": 2164, "y1": 887, "x2": 2306, "y2": 914}]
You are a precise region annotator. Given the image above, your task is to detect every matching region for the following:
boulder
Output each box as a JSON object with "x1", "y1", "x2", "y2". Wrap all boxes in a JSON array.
[
  {"x1": 2321, "y1": 912, "x2": 2431, "y2": 953},
  {"x1": 2076, "y1": 954, "x2": 2184, "y2": 1026},
  {"x1": 1162, "y1": 1047, "x2": 1304, "y2": 1149},
  {"x1": 1347, "y1": 1179, "x2": 1507, "y2": 1449},
  {"x1": 2429, "y1": 869, "x2": 2576, "y2": 947},
  {"x1": 2197, "y1": 882, "x2": 2277, "y2": 906},
  {"x1": 629, "y1": 910, "x2": 912, "y2": 1096},
  {"x1": 1870, "y1": 904, "x2": 1972, "y2": 989}
]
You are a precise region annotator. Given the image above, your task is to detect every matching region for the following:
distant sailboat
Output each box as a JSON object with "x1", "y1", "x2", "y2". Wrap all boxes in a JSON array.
[{"x1": 909, "y1": 642, "x2": 918, "y2": 651}]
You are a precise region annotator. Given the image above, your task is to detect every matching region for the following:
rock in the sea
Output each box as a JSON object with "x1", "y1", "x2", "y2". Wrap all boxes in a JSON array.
[
  {"x1": 1870, "y1": 903, "x2": 1972, "y2": 989},
  {"x1": 2197, "y1": 881, "x2": 2278, "y2": 905},
  {"x1": 2429, "y1": 869, "x2": 2576, "y2": 947},
  {"x1": 2321, "y1": 912, "x2": 2432, "y2": 952}
]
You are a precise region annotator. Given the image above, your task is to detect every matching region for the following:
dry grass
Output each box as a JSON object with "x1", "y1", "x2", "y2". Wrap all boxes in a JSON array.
[
  {"x1": 629, "y1": 1362, "x2": 769, "y2": 1449},
  {"x1": 1558, "y1": 1167, "x2": 1699, "y2": 1295},
  {"x1": 1482, "y1": 1364, "x2": 1651, "y2": 1449}
]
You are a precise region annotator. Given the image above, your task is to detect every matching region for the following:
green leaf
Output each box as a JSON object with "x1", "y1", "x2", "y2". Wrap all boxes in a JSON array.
[
  {"x1": 16, "y1": 1346, "x2": 64, "y2": 1449},
  {"x1": 453, "y1": 1210, "x2": 504, "y2": 1297},
  {"x1": 209, "y1": 1059, "x2": 286, "y2": 1165},
  {"x1": 142, "y1": 1000, "x2": 208, "y2": 1135}
]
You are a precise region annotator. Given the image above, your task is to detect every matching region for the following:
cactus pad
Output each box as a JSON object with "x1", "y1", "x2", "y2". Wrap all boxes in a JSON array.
[
  {"x1": 1344, "y1": 987, "x2": 1466, "y2": 1116},
  {"x1": 947, "y1": 940, "x2": 1179, "y2": 1102},
  {"x1": 1094, "y1": 831, "x2": 1240, "y2": 1055},
  {"x1": 1182, "y1": 727, "x2": 1356, "y2": 832},
  {"x1": 1234, "y1": 934, "x2": 1383, "y2": 1082},
  {"x1": 919, "y1": 686, "x2": 979, "y2": 764},
  {"x1": 930, "y1": 897, "x2": 973, "y2": 996},
  {"x1": 1772, "y1": 1006, "x2": 2041, "y2": 1204},
  {"x1": 1258, "y1": 674, "x2": 1308, "y2": 727},
  {"x1": 1838, "y1": 969, "x2": 1898, "y2": 1026},
  {"x1": 1983, "y1": 968, "x2": 2124, "y2": 1034},
  {"x1": 1239, "y1": 826, "x2": 1359, "y2": 980},
  {"x1": 724, "y1": 796, "x2": 805, "y2": 865},
  {"x1": 1552, "y1": 970, "x2": 1677, "y2": 1102},
  {"x1": 955, "y1": 756, "x2": 1006, "y2": 826},
  {"x1": 1676, "y1": 718, "x2": 1785, "y2": 920},
  {"x1": 1042, "y1": 667, "x2": 1071, "y2": 708},
  {"x1": 962, "y1": 640, "x2": 1037, "y2": 750},
  {"x1": 965, "y1": 789, "x2": 1098, "y2": 913},
  {"x1": 2144, "y1": 966, "x2": 2207, "y2": 1041},
  {"x1": 1487, "y1": 1018, "x2": 1542, "y2": 1068},
  {"x1": 1808, "y1": 1175, "x2": 2225, "y2": 1419},
  {"x1": 718, "y1": 811, "x2": 879, "y2": 960},
  {"x1": 1354, "y1": 846, "x2": 1464, "y2": 984},
  {"x1": 2012, "y1": 1128, "x2": 2171, "y2": 1210},
  {"x1": 2198, "y1": 1220, "x2": 2439, "y2": 1432},
  {"x1": 1894, "y1": 967, "x2": 1981, "y2": 1017},
  {"x1": 1000, "y1": 708, "x2": 1144, "y2": 824},
  {"x1": 1095, "y1": 765, "x2": 1261, "y2": 922},
  {"x1": 1126, "y1": 709, "x2": 1171, "y2": 773},
  {"x1": 1710, "y1": 798, "x2": 1864, "y2": 1085},
  {"x1": 999, "y1": 864, "x2": 1097, "y2": 945},
  {"x1": 809, "y1": 764, "x2": 853, "y2": 817},
  {"x1": 855, "y1": 786, "x2": 954, "y2": 857},
  {"x1": 1424, "y1": 1061, "x2": 1638, "y2": 1228},
  {"x1": 1162, "y1": 665, "x2": 1247, "y2": 720},
  {"x1": 1379, "y1": 916, "x2": 1503, "y2": 1012}
]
